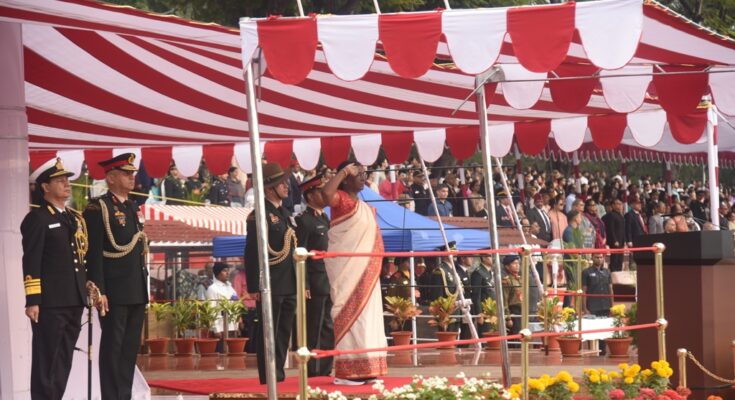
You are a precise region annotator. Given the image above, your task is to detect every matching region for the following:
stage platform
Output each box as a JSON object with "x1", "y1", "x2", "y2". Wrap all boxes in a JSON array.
[{"x1": 141, "y1": 348, "x2": 636, "y2": 399}]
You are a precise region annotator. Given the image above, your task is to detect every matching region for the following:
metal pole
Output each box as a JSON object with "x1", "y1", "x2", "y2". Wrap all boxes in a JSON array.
[
  {"x1": 294, "y1": 248, "x2": 310, "y2": 400},
  {"x1": 476, "y1": 75, "x2": 511, "y2": 387},
  {"x1": 87, "y1": 302, "x2": 93, "y2": 400},
  {"x1": 418, "y1": 158, "x2": 480, "y2": 348},
  {"x1": 459, "y1": 166, "x2": 469, "y2": 217},
  {"x1": 409, "y1": 254, "x2": 418, "y2": 366},
  {"x1": 576, "y1": 259, "x2": 586, "y2": 341},
  {"x1": 707, "y1": 104, "x2": 720, "y2": 228},
  {"x1": 654, "y1": 243, "x2": 667, "y2": 361},
  {"x1": 244, "y1": 61, "x2": 279, "y2": 399},
  {"x1": 520, "y1": 245, "x2": 533, "y2": 400},
  {"x1": 677, "y1": 348, "x2": 687, "y2": 389},
  {"x1": 493, "y1": 157, "x2": 544, "y2": 299}
]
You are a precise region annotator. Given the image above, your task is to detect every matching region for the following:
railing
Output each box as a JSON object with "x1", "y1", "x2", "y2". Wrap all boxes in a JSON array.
[{"x1": 292, "y1": 244, "x2": 667, "y2": 400}]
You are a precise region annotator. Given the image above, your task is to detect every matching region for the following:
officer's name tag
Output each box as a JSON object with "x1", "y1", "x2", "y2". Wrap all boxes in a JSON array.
[
  {"x1": 589, "y1": 273, "x2": 596, "y2": 277},
  {"x1": 48, "y1": 223, "x2": 61, "y2": 229}
]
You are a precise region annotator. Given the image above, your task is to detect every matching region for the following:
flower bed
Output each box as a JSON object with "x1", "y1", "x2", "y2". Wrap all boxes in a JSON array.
[{"x1": 306, "y1": 360, "x2": 712, "y2": 400}]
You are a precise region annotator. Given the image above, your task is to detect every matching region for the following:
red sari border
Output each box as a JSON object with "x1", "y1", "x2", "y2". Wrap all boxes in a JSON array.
[{"x1": 333, "y1": 228, "x2": 384, "y2": 344}]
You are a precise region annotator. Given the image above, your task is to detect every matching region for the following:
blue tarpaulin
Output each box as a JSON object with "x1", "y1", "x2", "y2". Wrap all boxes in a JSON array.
[{"x1": 212, "y1": 188, "x2": 491, "y2": 256}]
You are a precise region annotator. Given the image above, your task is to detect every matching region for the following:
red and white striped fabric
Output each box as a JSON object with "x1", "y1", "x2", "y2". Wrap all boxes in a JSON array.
[
  {"x1": 140, "y1": 204, "x2": 252, "y2": 235},
  {"x1": 1, "y1": 0, "x2": 734, "y2": 167}
]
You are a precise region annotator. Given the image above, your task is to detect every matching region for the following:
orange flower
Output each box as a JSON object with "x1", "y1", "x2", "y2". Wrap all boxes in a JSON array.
[{"x1": 706, "y1": 396, "x2": 723, "y2": 400}]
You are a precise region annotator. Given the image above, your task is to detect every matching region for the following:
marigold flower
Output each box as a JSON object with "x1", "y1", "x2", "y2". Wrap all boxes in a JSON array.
[
  {"x1": 589, "y1": 374, "x2": 600, "y2": 383},
  {"x1": 601, "y1": 374, "x2": 610, "y2": 383},
  {"x1": 609, "y1": 371, "x2": 621, "y2": 379},
  {"x1": 706, "y1": 396, "x2": 724, "y2": 400},
  {"x1": 642, "y1": 369, "x2": 653, "y2": 378},
  {"x1": 568, "y1": 381, "x2": 580, "y2": 393},
  {"x1": 624, "y1": 376, "x2": 634, "y2": 384},
  {"x1": 619, "y1": 363, "x2": 629, "y2": 370},
  {"x1": 556, "y1": 371, "x2": 572, "y2": 383}
]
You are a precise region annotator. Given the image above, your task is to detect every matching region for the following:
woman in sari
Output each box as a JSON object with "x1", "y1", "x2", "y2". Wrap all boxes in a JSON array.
[{"x1": 320, "y1": 161, "x2": 387, "y2": 385}]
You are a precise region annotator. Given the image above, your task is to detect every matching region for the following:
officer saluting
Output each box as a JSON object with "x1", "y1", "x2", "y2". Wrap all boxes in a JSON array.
[
  {"x1": 245, "y1": 163, "x2": 297, "y2": 384},
  {"x1": 22, "y1": 158, "x2": 89, "y2": 400},
  {"x1": 294, "y1": 174, "x2": 334, "y2": 377},
  {"x1": 83, "y1": 153, "x2": 148, "y2": 400}
]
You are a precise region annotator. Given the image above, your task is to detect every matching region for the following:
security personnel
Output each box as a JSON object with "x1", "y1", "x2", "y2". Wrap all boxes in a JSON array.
[
  {"x1": 409, "y1": 171, "x2": 429, "y2": 215},
  {"x1": 501, "y1": 255, "x2": 523, "y2": 335},
  {"x1": 429, "y1": 241, "x2": 459, "y2": 302},
  {"x1": 470, "y1": 250, "x2": 496, "y2": 334},
  {"x1": 22, "y1": 158, "x2": 89, "y2": 400},
  {"x1": 84, "y1": 153, "x2": 148, "y2": 400},
  {"x1": 388, "y1": 257, "x2": 414, "y2": 299},
  {"x1": 245, "y1": 163, "x2": 297, "y2": 384},
  {"x1": 294, "y1": 174, "x2": 334, "y2": 377}
]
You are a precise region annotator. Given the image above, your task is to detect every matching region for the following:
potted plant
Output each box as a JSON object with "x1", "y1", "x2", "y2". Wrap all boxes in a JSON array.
[
  {"x1": 556, "y1": 307, "x2": 582, "y2": 356},
  {"x1": 537, "y1": 296, "x2": 563, "y2": 351},
  {"x1": 428, "y1": 294, "x2": 458, "y2": 346},
  {"x1": 217, "y1": 299, "x2": 249, "y2": 355},
  {"x1": 170, "y1": 300, "x2": 197, "y2": 356},
  {"x1": 195, "y1": 300, "x2": 220, "y2": 356},
  {"x1": 145, "y1": 302, "x2": 172, "y2": 356},
  {"x1": 384, "y1": 296, "x2": 421, "y2": 346},
  {"x1": 607, "y1": 304, "x2": 633, "y2": 357},
  {"x1": 478, "y1": 297, "x2": 500, "y2": 349}
]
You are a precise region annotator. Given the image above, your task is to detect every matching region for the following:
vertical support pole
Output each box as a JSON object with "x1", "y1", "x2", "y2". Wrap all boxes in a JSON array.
[
  {"x1": 409, "y1": 254, "x2": 418, "y2": 366},
  {"x1": 573, "y1": 151, "x2": 581, "y2": 194},
  {"x1": 0, "y1": 21, "x2": 32, "y2": 400},
  {"x1": 476, "y1": 76, "x2": 511, "y2": 387},
  {"x1": 677, "y1": 348, "x2": 687, "y2": 389},
  {"x1": 244, "y1": 60, "x2": 279, "y2": 399},
  {"x1": 665, "y1": 160, "x2": 672, "y2": 199},
  {"x1": 707, "y1": 104, "x2": 720, "y2": 228},
  {"x1": 294, "y1": 248, "x2": 310, "y2": 400},
  {"x1": 388, "y1": 164, "x2": 397, "y2": 200},
  {"x1": 654, "y1": 243, "x2": 667, "y2": 361},
  {"x1": 520, "y1": 245, "x2": 533, "y2": 400},
  {"x1": 459, "y1": 166, "x2": 469, "y2": 217},
  {"x1": 514, "y1": 145, "x2": 524, "y2": 203},
  {"x1": 576, "y1": 258, "x2": 586, "y2": 340}
]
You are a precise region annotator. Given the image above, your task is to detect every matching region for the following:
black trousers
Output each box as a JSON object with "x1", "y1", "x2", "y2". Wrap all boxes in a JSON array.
[
  {"x1": 609, "y1": 252, "x2": 623, "y2": 272},
  {"x1": 306, "y1": 295, "x2": 334, "y2": 377},
  {"x1": 256, "y1": 295, "x2": 296, "y2": 384},
  {"x1": 31, "y1": 306, "x2": 83, "y2": 400},
  {"x1": 100, "y1": 304, "x2": 145, "y2": 400}
]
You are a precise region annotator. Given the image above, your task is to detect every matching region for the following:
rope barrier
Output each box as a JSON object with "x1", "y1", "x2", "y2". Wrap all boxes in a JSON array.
[
  {"x1": 310, "y1": 246, "x2": 657, "y2": 260},
  {"x1": 686, "y1": 351, "x2": 735, "y2": 384},
  {"x1": 310, "y1": 322, "x2": 660, "y2": 359},
  {"x1": 542, "y1": 292, "x2": 637, "y2": 298}
]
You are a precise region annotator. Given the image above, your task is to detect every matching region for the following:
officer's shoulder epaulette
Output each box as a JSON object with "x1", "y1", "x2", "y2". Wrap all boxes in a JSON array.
[
  {"x1": 67, "y1": 207, "x2": 83, "y2": 217},
  {"x1": 432, "y1": 268, "x2": 443, "y2": 275}
]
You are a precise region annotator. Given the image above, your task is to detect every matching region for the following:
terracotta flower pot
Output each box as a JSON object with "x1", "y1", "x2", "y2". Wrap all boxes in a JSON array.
[
  {"x1": 391, "y1": 331, "x2": 413, "y2": 347},
  {"x1": 435, "y1": 331, "x2": 459, "y2": 348},
  {"x1": 196, "y1": 338, "x2": 219, "y2": 356},
  {"x1": 556, "y1": 336, "x2": 582, "y2": 356},
  {"x1": 438, "y1": 348, "x2": 458, "y2": 365},
  {"x1": 225, "y1": 337, "x2": 248, "y2": 355},
  {"x1": 173, "y1": 338, "x2": 196, "y2": 356},
  {"x1": 482, "y1": 332, "x2": 501, "y2": 349},
  {"x1": 146, "y1": 337, "x2": 170, "y2": 356},
  {"x1": 606, "y1": 337, "x2": 633, "y2": 358},
  {"x1": 391, "y1": 351, "x2": 413, "y2": 366},
  {"x1": 544, "y1": 336, "x2": 561, "y2": 351}
]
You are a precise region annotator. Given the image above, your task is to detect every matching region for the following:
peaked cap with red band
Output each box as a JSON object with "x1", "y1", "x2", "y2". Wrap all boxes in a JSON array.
[
  {"x1": 99, "y1": 153, "x2": 138, "y2": 173},
  {"x1": 299, "y1": 173, "x2": 325, "y2": 194}
]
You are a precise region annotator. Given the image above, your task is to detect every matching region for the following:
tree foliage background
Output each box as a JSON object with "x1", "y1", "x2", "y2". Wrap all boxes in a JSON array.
[{"x1": 108, "y1": 0, "x2": 734, "y2": 39}]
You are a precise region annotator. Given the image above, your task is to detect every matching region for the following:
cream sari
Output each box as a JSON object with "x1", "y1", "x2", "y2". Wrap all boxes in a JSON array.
[{"x1": 326, "y1": 191, "x2": 387, "y2": 379}]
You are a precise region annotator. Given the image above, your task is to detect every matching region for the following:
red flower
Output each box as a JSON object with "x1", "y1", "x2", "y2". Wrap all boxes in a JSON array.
[
  {"x1": 662, "y1": 389, "x2": 683, "y2": 400},
  {"x1": 675, "y1": 386, "x2": 691, "y2": 398},
  {"x1": 609, "y1": 389, "x2": 625, "y2": 400}
]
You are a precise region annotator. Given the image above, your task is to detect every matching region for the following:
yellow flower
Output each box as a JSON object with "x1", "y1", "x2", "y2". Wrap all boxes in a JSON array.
[
  {"x1": 641, "y1": 369, "x2": 653, "y2": 378},
  {"x1": 601, "y1": 374, "x2": 610, "y2": 383},
  {"x1": 609, "y1": 371, "x2": 620, "y2": 379},
  {"x1": 651, "y1": 361, "x2": 660, "y2": 369},
  {"x1": 568, "y1": 381, "x2": 580, "y2": 393},
  {"x1": 589, "y1": 374, "x2": 600, "y2": 383},
  {"x1": 529, "y1": 379, "x2": 546, "y2": 392},
  {"x1": 510, "y1": 384, "x2": 522, "y2": 395},
  {"x1": 624, "y1": 377, "x2": 634, "y2": 384},
  {"x1": 618, "y1": 363, "x2": 629, "y2": 370},
  {"x1": 556, "y1": 371, "x2": 573, "y2": 383}
]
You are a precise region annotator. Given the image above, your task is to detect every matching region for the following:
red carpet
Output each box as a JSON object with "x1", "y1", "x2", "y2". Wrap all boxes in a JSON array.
[{"x1": 148, "y1": 376, "x2": 415, "y2": 395}]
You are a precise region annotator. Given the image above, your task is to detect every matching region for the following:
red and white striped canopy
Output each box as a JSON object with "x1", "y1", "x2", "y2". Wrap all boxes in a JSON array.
[
  {"x1": 2, "y1": 0, "x2": 735, "y2": 177},
  {"x1": 141, "y1": 204, "x2": 252, "y2": 235}
]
